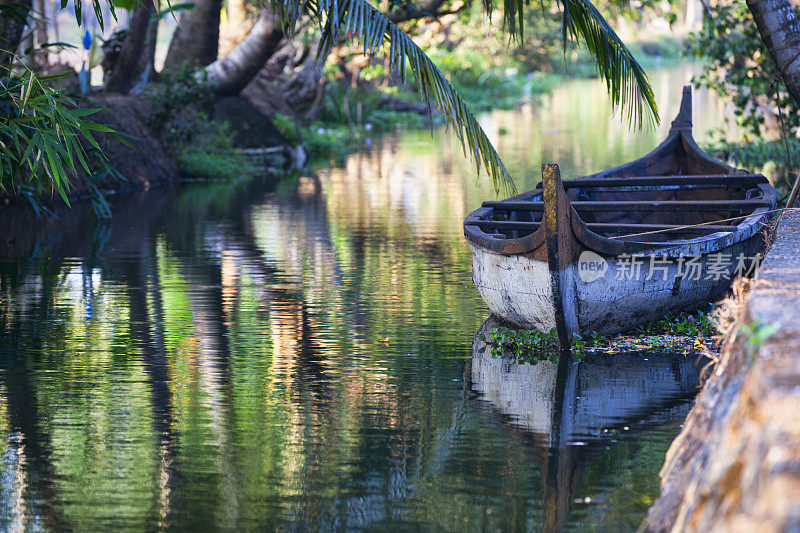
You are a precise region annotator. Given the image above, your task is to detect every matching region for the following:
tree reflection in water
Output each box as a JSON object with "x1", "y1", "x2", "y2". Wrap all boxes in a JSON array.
[{"x1": 0, "y1": 68, "x2": 725, "y2": 530}]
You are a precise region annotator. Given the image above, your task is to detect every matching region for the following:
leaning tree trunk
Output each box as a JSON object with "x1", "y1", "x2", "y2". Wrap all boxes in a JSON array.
[
  {"x1": 130, "y1": 4, "x2": 159, "y2": 93},
  {"x1": 205, "y1": 8, "x2": 284, "y2": 95},
  {"x1": 164, "y1": 0, "x2": 223, "y2": 69},
  {"x1": 747, "y1": 0, "x2": 800, "y2": 106},
  {"x1": 104, "y1": 0, "x2": 157, "y2": 93}
]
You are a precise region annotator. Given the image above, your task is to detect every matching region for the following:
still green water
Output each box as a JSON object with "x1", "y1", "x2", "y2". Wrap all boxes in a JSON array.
[{"x1": 0, "y1": 65, "x2": 726, "y2": 531}]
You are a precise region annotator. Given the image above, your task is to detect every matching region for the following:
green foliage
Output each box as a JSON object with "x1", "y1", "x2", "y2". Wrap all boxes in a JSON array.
[
  {"x1": 145, "y1": 66, "x2": 217, "y2": 138},
  {"x1": 314, "y1": 82, "x2": 429, "y2": 129},
  {"x1": 416, "y1": 6, "x2": 678, "y2": 112},
  {"x1": 271, "y1": 113, "x2": 302, "y2": 145},
  {"x1": 706, "y1": 137, "x2": 800, "y2": 192},
  {"x1": 272, "y1": 84, "x2": 430, "y2": 161},
  {"x1": 686, "y1": 0, "x2": 799, "y2": 139},
  {"x1": 484, "y1": 307, "x2": 720, "y2": 363},
  {"x1": 739, "y1": 319, "x2": 777, "y2": 364},
  {"x1": 316, "y1": 81, "x2": 363, "y2": 125},
  {"x1": 143, "y1": 67, "x2": 254, "y2": 180},
  {"x1": 0, "y1": 64, "x2": 116, "y2": 210},
  {"x1": 0, "y1": 2, "x2": 127, "y2": 216},
  {"x1": 318, "y1": 0, "x2": 514, "y2": 193},
  {"x1": 558, "y1": 0, "x2": 658, "y2": 128},
  {"x1": 424, "y1": 44, "x2": 544, "y2": 112},
  {"x1": 626, "y1": 34, "x2": 683, "y2": 63},
  {"x1": 634, "y1": 307, "x2": 718, "y2": 337},
  {"x1": 111, "y1": 0, "x2": 138, "y2": 10},
  {"x1": 484, "y1": 325, "x2": 593, "y2": 361},
  {"x1": 178, "y1": 119, "x2": 257, "y2": 180},
  {"x1": 485, "y1": 326, "x2": 566, "y2": 363},
  {"x1": 364, "y1": 108, "x2": 427, "y2": 129},
  {"x1": 69, "y1": 0, "x2": 118, "y2": 29}
]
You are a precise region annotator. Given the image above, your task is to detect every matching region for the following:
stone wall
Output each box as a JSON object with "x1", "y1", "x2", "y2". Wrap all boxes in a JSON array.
[{"x1": 644, "y1": 210, "x2": 800, "y2": 532}]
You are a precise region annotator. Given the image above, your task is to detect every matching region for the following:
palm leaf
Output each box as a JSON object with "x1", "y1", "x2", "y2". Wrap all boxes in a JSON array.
[
  {"x1": 561, "y1": 0, "x2": 658, "y2": 128},
  {"x1": 496, "y1": 0, "x2": 658, "y2": 128},
  {"x1": 274, "y1": 0, "x2": 517, "y2": 194}
]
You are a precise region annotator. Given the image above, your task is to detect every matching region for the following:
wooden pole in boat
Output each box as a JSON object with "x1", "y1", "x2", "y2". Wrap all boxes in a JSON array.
[
  {"x1": 542, "y1": 163, "x2": 580, "y2": 350},
  {"x1": 786, "y1": 170, "x2": 800, "y2": 208}
]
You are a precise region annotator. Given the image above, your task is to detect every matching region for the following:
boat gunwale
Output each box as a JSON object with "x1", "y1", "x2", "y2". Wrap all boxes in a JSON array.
[
  {"x1": 464, "y1": 88, "x2": 778, "y2": 257},
  {"x1": 464, "y1": 174, "x2": 775, "y2": 257}
]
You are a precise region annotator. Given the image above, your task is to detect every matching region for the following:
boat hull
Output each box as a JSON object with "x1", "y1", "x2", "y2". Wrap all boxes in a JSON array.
[{"x1": 471, "y1": 235, "x2": 764, "y2": 336}]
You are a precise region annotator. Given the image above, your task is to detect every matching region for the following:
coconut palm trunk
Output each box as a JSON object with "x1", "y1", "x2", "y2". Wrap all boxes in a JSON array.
[
  {"x1": 130, "y1": 4, "x2": 159, "y2": 93},
  {"x1": 164, "y1": 0, "x2": 224, "y2": 68},
  {"x1": 0, "y1": 0, "x2": 30, "y2": 65},
  {"x1": 33, "y1": 0, "x2": 48, "y2": 67},
  {"x1": 747, "y1": 0, "x2": 800, "y2": 106},
  {"x1": 205, "y1": 8, "x2": 284, "y2": 96},
  {"x1": 104, "y1": 0, "x2": 158, "y2": 93}
]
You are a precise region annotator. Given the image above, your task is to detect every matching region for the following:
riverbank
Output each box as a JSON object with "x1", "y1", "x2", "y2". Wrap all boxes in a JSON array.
[
  {"x1": 0, "y1": 89, "x2": 295, "y2": 216},
  {"x1": 644, "y1": 209, "x2": 800, "y2": 532}
]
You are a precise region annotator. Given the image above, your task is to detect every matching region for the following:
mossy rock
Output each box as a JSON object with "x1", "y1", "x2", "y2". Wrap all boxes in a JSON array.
[{"x1": 212, "y1": 96, "x2": 290, "y2": 149}]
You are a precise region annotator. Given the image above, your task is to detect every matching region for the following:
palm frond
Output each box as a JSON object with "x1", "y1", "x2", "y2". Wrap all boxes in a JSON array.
[
  {"x1": 561, "y1": 0, "x2": 658, "y2": 128},
  {"x1": 493, "y1": 0, "x2": 658, "y2": 128},
  {"x1": 273, "y1": 0, "x2": 516, "y2": 194}
]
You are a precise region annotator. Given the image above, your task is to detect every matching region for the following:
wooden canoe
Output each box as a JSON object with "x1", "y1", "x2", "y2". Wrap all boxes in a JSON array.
[{"x1": 464, "y1": 86, "x2": 777, "y2": 347}]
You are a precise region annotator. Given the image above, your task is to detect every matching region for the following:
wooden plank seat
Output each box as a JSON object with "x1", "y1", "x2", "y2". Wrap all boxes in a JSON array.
[
  {"x1": 481, "y1": 199, "x2": 772, "y2": 212},
  {"x1": 464, "y1": 220, "x2": 739, "y2": 235}
]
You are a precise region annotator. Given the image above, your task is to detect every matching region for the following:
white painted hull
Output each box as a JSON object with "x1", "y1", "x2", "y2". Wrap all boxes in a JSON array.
[
  {"x1": 471, "y1": 236, "x2": 762, "y2": 336},
  {"x1": 471, "y1": 249, "x2": 557, "y2": 332}
]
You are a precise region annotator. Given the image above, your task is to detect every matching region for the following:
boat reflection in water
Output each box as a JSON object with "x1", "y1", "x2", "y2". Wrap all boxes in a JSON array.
[{"x1": 470, "y1": 316, "x2": 708, "y2": 532}]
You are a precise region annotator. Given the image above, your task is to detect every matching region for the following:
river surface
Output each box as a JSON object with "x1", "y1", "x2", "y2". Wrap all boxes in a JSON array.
[{"x1": 0, "y1": 64, "x2": 726, "y2": 531}]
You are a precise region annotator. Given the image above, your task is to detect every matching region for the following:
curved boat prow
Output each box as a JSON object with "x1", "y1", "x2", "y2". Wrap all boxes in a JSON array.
[{"x1": 669, "y1": 85, "x2": 693, "y2": 135}]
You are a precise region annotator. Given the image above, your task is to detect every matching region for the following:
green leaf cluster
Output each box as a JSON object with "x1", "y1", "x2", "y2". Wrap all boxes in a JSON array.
[
  {"x1": 686, "y1": 0, "x2": 799, "y2": 138},
  {"x1": 0, "y1": 64, "x2": 114, "y2": 207},
  {"x1": 634, "y1": 307, "x2": 718, "y2": 337},
  {"x1": 0, "y1": 1, "x2": 127, "y2": 216},
  {"x1": 484, "y1": 326, "x2": 569, "y2": 362},
  {"x1": 739, "y1": 319, "x2": 777, "y2": 364}
]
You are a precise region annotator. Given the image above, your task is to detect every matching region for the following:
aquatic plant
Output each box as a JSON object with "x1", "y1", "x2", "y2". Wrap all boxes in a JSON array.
[
  {"x1": 484, "y1": 326, "x2": 580, "y2": 362},
  {"x1": 484, "y1": 306, "x2": 725, "y2": 364}
]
